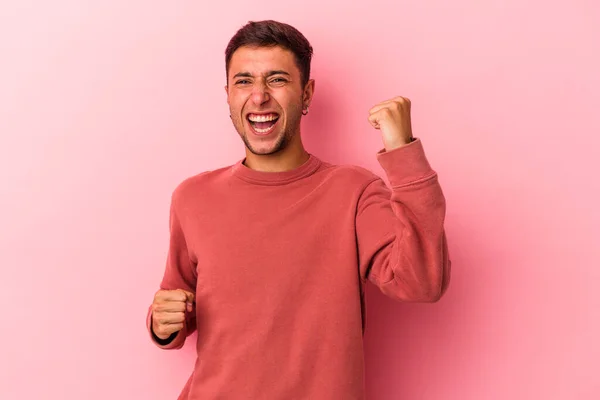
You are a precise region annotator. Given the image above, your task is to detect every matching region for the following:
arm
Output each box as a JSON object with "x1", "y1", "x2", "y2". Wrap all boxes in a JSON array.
[
  {"x1": 357, "y1": 138, "x2": 451, "y2": 302},
  {"x1": 147, "y1": 191, "x2": 198, "y2": 349}
]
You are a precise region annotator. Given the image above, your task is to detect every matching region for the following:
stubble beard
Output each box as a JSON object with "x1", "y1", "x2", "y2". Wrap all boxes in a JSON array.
[
  {"x1": 241, "y1": 128, "x2": 290, "y2": 156},
  {"x1": 233, "y1": 102, "x2": 303, "y2": 156}
]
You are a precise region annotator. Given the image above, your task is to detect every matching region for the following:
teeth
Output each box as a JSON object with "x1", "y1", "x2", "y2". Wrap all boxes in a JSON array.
[
  {"x1": 248, "y1": 114, "x2": 278, "y2": 122},
  {"x1": 254, "y1": 125, "x2": 275, "y2": 134}
]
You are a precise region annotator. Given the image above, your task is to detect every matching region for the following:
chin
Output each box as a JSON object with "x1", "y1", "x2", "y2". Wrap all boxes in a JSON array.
[
  {"x1": 244, "y1": 133, "x2": 288, "y2": 156},
  {"x1": 246, "y1": 142, "x2": 285, "y2": 156}
]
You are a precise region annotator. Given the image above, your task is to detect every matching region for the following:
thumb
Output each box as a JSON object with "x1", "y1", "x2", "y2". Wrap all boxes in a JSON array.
[
  {"x1": 179, "y1": 289, "x2": 195, "y2": 311},
  {"x1": 368, "y1": 111, "x2": 382, "y2": 130}
]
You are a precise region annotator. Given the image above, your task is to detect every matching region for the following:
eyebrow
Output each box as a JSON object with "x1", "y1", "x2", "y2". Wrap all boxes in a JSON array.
[{"x1": 233, "y1": 70, "x2": 291, "y2": 79}]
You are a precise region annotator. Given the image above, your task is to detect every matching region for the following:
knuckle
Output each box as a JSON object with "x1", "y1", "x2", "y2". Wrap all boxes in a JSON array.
[
  {"x1": 153, "y1": 303, "x2": 166, "y2": 313},
  {"x1": 171, "y1": 289, "x2": 182, "y2": 300}
]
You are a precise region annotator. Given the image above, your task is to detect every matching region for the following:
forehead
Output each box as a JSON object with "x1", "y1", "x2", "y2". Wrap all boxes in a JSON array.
[{"x1": 228, "y1": 45, "x2": 299, "y2": 77}]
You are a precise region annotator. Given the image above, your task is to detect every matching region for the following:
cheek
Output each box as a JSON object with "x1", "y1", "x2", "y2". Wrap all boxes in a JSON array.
[
  {"x1": 228, "y1": 97, "x2": 241, "y2": 110},
  {"x1": 275, "y1": 93, "x2": 300, "y2": 112},
  {"x1": 228, "y1": 91, "x2": 245, "y2": 108}
]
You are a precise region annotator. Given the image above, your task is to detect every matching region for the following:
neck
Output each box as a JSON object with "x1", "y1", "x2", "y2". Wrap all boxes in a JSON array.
[{"x1": 243, "y1": 134, "x2": 309, "y2": 173}]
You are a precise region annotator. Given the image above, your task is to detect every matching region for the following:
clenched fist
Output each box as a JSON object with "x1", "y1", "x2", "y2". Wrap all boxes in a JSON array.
[
  {"x1": 151, "y1": 289, "x2": 195, "y2": 340},
  {"x1": 368, "y1": 96, "x2": 414, "y2": 151}
]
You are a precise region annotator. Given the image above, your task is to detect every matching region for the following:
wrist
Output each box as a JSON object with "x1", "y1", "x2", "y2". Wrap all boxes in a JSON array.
[{"x1": 385, "y1": 136, "x2": 415, "y2": 151}]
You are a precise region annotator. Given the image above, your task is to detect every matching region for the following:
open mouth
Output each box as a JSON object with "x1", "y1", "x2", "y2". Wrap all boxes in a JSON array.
[{"x1": 247, "y1": 113, "x2": 280, "y2": 135}]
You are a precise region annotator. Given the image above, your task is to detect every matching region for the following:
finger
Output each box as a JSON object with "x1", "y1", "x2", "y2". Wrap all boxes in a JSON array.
[
  {"x1": 154, "y1": 323, "x2": 184, "y2": 338},
  {"x1": 369, "y1": 101, "x2": 394, "y2": 116},
  {"x1": 154, "y1": 311, "x2": 186, "y2": 325},
  {"x1": 180, "y1": 290, "x2": 195, "y2": 304},
  {"x1": 155, "y1": 289, "x2": 186, "y2": 302},
  {"x1": 369, "y1": 97, "x2": 409, "y2": 115},
  {"x1": 387, "y1": 95, "x2": 409, "y2": 104},
  {"x1": 155, "y1": 289, "x2": 194, "y2": 304},
  {"x1": 152, "y1": 300, "x2": 186, "y2": 313},
  {"x1": 368, "y1": 112, "x2": 381, "y2": 129},
  {"x1": 154, "y1": 290, "x2": 195, "y2": 313},
  {"x1": 368, "y1": 108, "x2": 394, "y2": 128}
]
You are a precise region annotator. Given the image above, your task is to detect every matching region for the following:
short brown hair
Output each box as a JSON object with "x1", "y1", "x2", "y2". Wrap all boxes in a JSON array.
[{"x1": 225, "y1": 20, "x2": 313, "y2": 87}]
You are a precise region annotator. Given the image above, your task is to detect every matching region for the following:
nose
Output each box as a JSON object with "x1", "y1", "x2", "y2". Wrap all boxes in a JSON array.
[{"x1": 250, "y1": 82, "x2": 270, "y2": 106}]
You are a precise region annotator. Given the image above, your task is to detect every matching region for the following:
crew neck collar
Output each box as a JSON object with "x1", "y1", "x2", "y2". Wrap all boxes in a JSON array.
[{"x1": 232, "y1": 154, "x2": 322, "y2": 186}]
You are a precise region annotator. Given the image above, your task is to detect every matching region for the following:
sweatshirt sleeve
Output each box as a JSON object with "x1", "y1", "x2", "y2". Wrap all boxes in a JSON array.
[
  {"x1": 356, "y1": 138, "x2": 451, "y2": 302},
  {"x1": 146, "y1": 191, "x2": 198, "y2": 349}
]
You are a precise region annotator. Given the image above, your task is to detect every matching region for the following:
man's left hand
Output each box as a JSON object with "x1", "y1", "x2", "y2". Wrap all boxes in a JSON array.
[{"x1": 368, "y1": 96, "x2": 414, "y2": 151}]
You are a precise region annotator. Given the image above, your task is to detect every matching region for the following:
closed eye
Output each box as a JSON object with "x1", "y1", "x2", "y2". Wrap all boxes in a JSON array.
[{"x1": 270, "y1": 78, "x2": 288, "y2": 85}]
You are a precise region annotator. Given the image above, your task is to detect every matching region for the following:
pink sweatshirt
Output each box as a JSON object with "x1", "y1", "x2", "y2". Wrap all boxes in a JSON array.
[{"x1": 146, "y1": 138, "x2": 451, "y2": 399}]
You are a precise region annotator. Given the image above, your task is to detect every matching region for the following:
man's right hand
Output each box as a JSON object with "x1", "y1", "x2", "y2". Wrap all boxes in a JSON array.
[{"x1": 151, "y1": 289, "x2": 195, "y2": 340}]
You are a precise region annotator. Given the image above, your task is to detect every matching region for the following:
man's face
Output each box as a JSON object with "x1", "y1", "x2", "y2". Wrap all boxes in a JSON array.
[{"x1": 225, "y1": 45, "x2": 313, "y2": 156}]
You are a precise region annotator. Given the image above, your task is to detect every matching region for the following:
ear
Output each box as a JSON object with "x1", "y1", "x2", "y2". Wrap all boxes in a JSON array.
[
  {"x1": 303, "y1": 79, "x2": 315, "y2": 108},
  {"x1": 224, "y1": 84, "x2": 229, "y2": 105}
]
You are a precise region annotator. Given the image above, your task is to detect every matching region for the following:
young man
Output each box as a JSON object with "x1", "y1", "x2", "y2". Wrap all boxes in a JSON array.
[{"x1": 147, "y1": 20, "x2": 451, "y2": 400}]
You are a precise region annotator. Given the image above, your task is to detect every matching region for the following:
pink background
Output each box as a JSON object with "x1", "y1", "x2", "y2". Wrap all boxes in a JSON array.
[{"x1": 1, "y1": 1, "x2": 599, "y2": 399}]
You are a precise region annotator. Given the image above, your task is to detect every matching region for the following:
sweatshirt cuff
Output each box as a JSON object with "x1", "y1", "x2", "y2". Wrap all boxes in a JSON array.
[
  {"x1": 146, "y1": 306, "x2": 187, "y2": 349},
  {"x1": 375, "y1": 138, "x2": 435, "y2": 188}
]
